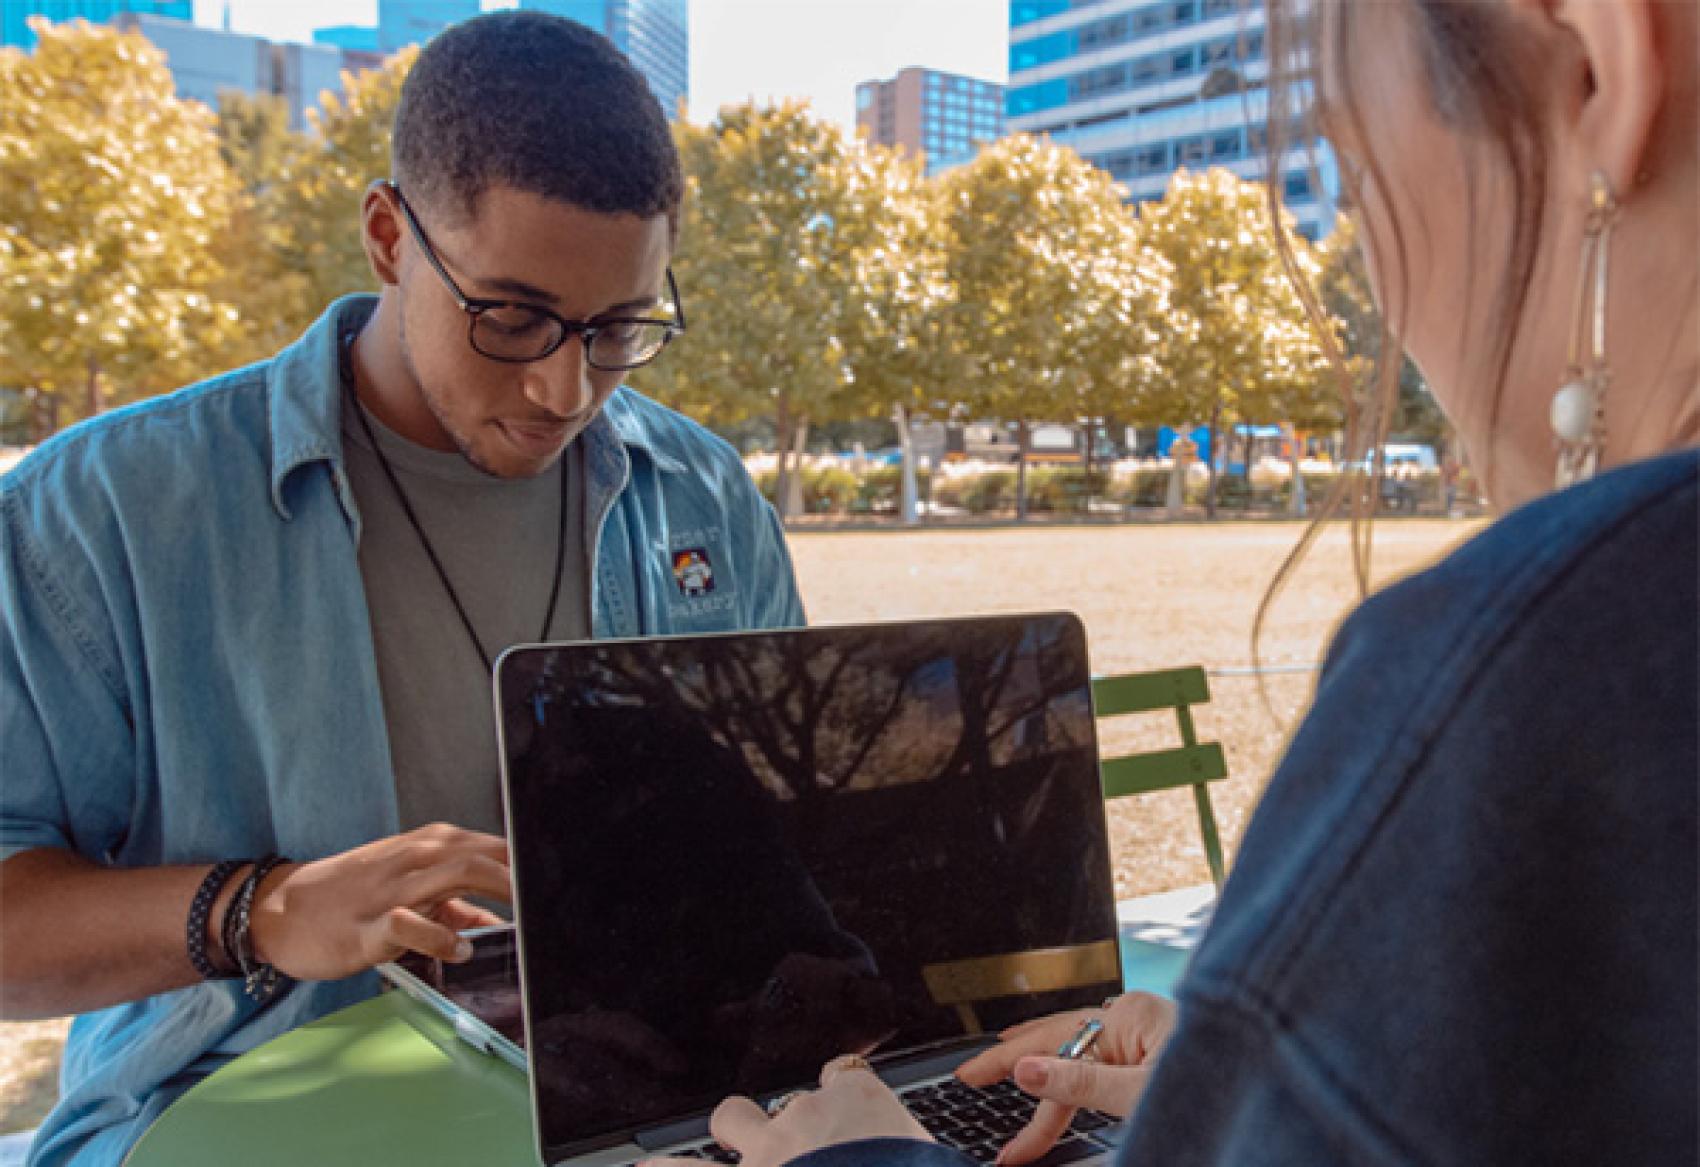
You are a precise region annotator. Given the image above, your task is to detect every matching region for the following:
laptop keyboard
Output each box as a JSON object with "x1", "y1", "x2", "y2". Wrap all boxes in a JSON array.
[{"x1": 660, "y1": 1078, "x2": 1122, "y2": 1166}]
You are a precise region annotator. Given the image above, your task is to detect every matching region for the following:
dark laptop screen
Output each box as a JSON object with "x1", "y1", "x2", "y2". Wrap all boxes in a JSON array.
[{"x1": 495, "y1": 613, "x2": 1119, "y2": 1158}]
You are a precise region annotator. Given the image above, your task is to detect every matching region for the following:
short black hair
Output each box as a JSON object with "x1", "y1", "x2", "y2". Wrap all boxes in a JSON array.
[{"x1": 392, "y1": 11, "x2": 682, "y2": 226}]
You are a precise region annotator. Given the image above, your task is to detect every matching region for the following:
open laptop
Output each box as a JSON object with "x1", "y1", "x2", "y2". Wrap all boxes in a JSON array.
[{"x1": 491, "y1": 612, "x2": 1125, "y2": 1167}]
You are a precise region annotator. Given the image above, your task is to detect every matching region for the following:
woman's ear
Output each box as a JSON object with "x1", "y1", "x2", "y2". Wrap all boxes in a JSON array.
[
  {"x1": 1528, "y1": 0, "x2": 1665, "y2": 195},
  {"x1": 361, "y1": 181, "x2": 405, "y2": 287}
]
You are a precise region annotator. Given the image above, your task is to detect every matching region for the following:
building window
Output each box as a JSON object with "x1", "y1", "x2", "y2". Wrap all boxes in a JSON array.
[
  {"x1": 1285, "y1": 172, "x2": 1313, "y2": 200},
  {"x1": 1177, "y1": 137, "x2": 1207, "y2": 165}
]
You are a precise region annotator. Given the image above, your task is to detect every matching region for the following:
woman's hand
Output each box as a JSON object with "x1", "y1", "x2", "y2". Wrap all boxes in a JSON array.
[
  {"x1": 643, "y1": 1055, "x2": 931, "y2": 1167},
  {"x1": 956, "y1": 992, "x2": 1178, "y2": 1165},
  {"x1": 248, "y1": 823, "x2": 510, "y2": 981}
]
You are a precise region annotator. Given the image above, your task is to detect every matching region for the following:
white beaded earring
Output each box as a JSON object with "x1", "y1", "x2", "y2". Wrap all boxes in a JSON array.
[{"x1": 1551, "y1": 172, "x2": 1620, "y2": 488}]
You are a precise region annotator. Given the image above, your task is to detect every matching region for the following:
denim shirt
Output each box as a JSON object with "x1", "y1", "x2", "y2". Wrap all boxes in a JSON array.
[
  {"x1": 785, "y1": 450, "x2": 1698, "y2": 1167},
  {"x1": 0, "y1": 297, "x2": 804, "y2": 1167}
]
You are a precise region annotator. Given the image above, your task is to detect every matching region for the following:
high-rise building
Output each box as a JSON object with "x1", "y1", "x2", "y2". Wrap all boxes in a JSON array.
[
  {"x1": 520, "y1": 0, "x2": 689, "y2": 120},
  {"x1": 112, "y1": 13, "x2": 344, "y2": 131},
  {"x1": 2, "y1": 0, "x2": 190, "y2": 50},
  {"x1": 313, "y1": 25, "x2": 382, "y2": 54},
  {"x1": 1006, "y1": 0, "x2": 1337, "y2": 238},
  {"x1": 377, "y1": 0, "x2": 480, "y2": 54},
  {"x1": 855, "y1": 67, "x2": 1005, "y2": 177}
]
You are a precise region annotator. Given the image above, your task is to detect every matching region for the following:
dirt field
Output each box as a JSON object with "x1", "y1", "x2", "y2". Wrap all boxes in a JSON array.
[{"x1": 0, "y1": 517, "x2": 1479, "y2": 1134}]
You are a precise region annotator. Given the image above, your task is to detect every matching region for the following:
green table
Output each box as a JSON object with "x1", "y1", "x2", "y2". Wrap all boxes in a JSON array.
[
  {"x1": 124, "y1": 991, "x2": 542, "y2": 1167},
  {"x1": 125, "y1": 952, "x2": 1183, "y2": 1167}
]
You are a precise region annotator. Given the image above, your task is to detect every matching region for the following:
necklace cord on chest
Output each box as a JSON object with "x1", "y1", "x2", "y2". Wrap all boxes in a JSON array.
[{"x1": 339, "y1": 327, "x2": 568, "y2": 672}]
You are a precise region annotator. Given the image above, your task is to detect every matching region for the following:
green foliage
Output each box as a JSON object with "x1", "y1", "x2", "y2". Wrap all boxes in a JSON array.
[
  {"x1": 638, "y1": 102, "x2": 938, "y2": 430},
  {"x1": 807, "y1": 465, "x2": 860, "y2": 513},
  {"x1": 1, "y1": 50, "x2": 1368, "y2": 468},
  {"x1": 0, "y1": 19, "x2": 246, "y2": 426},
  {"x1": 939, "y1": 470, "x2": 1016, "y2": 514},
  {"x1": 1024, "y1": 466, "x2": 1108, "y2": 513},
  {"x1": 935, "y1": 136, "x2": 1167, "y2": 438},
  {"x1": 1315, "y1": 218, "x2": 1449, "y2": 448},
  {"x1": 217, "y1": 91, "x2": 295, "y2": 192},
  {"x1": 1135, "y1": 168, "x2": 1337, "y2": 434},
  {"x1": 1114, "y1": 465, "x2": 1173, "y2": 508},
  {"x1": 264, "y1": 49, "x2": 415, "y2": 315},
  {"x1": 853, "y1": 464, "x2": 932, "y2": 513}
]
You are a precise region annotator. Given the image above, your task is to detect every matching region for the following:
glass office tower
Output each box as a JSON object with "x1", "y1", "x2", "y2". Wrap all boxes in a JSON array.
[{"x1": 1007, "y1": 0, "x2": 1337, "y2": 238}]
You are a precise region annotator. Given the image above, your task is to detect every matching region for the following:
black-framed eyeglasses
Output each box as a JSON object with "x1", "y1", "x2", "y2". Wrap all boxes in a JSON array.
[{"x1": 388, "y1": 181, "x2": 686, "y2": 369}]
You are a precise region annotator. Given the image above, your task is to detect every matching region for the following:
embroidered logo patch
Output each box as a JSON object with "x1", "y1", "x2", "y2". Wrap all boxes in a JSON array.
[{"x1": 672, "y1": 548, "x2": 715, "y2": 597}]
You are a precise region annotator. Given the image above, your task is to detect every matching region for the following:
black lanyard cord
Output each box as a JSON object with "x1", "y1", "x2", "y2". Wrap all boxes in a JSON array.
[{"x1": 339, "y1": 328, "x2": 568, "y2": 673}]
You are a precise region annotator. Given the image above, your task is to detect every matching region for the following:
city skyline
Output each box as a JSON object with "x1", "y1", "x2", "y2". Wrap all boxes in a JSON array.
[{"x1": 186, "y1": 0, "x2": 1007, "y2": 129}]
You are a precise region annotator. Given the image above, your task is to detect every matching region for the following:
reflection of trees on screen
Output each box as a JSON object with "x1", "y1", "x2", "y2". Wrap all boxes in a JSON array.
[{"x1": 505, "y1": 617, "x2": 1090, "y2": 801}]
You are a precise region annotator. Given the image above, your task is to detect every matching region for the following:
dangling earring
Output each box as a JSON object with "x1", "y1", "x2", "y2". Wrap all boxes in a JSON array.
[{"x1": 1550, "y1": 172, "x2": 1620, "y2": 488}]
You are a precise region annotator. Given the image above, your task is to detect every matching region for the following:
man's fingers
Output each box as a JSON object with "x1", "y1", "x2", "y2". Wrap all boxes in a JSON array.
[
  {"x1": 434, "y1": 898, "x2": 506, "y2": 931},
  {"x1": 1013, "y1": 1056, "x2": 1149, "y2": 1118},
  {"x1": 997, "y1": 1097, "x2": 1074, "y2": 1166},
  {"x1": 397, "y1": 854, "x2": 513, "y2": 910},
  {"x1": 708, "y1": 1095, "x2": 769, "y2": 1153},
  {"x1": 376, "y1": 906, "x2": 468, "y2": 964}
]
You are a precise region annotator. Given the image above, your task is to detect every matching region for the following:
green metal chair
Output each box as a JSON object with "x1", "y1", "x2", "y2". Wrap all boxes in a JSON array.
[{"x1": 1092, "y1": 666, "x2": 1230, "y2": 889}]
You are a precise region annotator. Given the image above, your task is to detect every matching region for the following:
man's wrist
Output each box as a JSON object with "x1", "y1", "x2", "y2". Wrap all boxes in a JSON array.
[
  {"x1": 191, "y1": 860, "x2": 249, "y2": 978},
  {"x1": 245, "y1": 861, "x2": 294, "y2": 969}
]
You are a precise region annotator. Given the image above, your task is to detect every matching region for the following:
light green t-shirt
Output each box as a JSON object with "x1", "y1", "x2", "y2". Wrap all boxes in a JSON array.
[{"x1": 341, "y1": 402, "x2": 590, "y2": 836}]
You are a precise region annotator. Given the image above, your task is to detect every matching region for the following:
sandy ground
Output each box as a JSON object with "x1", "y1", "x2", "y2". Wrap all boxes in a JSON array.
[{"x1": 0, "y1": 518, "x2": 1479, "y2": 1134}]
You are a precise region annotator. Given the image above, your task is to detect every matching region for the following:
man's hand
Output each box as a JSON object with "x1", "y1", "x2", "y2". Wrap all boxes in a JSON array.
[
  {"x1": 643, "y1": 1055, "x2": 931, "y2": 1167},
  {"x1": 956, "y1": 992, "x2": 1178, "y2": 1165},
  {"x1": 249, "y1": 823, "x2": 510, "y2": 981}
]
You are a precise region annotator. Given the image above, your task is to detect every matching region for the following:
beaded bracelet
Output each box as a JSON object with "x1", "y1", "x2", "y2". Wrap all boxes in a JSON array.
[
  {"x1": 219, "y1": 860, "x2": 255, "y2": 986},
  {"x1": 224, "y1": 854, "x2": 291, "y2": 1001},
  {"x1": 186, "y1": 859, "x2": 247, "y2": 979}
]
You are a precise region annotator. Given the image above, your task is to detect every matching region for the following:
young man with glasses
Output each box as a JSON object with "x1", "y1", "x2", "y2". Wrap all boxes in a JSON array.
[{"x1": 0, "y1": 13, "x2": 802, "y2": 1165}]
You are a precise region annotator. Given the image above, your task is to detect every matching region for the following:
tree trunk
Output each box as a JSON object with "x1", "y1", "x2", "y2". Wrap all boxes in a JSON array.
[
  {"x1": 85, "y1": 357, "x2": 102, "y2": 421},
  {"x1": 1287, "y1": 426, "x2": 1307, "y2": 517},
  {"x1": 894, "y1": 403, "x2": 919, "y2": 525},
  {"x1": 785, "y1": 416, "x2": 809, "y2": 519},
  {"x1": 773, "y1": 394, "x2": 794, "y2": 524},
  {"x1": 1014, "y1": 419, "x2": 1031, "y2": 521},
  {"x1": 1082, "y1": 420, "x2": 1095, "y2": 515},
  {"x1": 1204, "y1": 399, "x2": 1223, "y2": 520},
  {"x1": 29, "y1": 389, "x2": 58, "y2": 443}
]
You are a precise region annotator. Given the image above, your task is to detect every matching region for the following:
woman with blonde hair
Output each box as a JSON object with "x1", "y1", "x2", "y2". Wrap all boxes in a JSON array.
[{"x1": 647, "y1": 1, "x2": 1697, "y2": 1163}]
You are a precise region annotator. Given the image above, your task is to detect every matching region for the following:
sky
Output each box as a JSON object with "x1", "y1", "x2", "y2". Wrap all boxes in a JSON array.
[{"x1": 189, "y1": 1, "x2": 1010, "y2": 130}]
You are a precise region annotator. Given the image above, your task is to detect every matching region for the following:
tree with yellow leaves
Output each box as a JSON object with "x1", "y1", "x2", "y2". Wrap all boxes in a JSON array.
[
  {"x1": 936, "y1": 134, "x2": 1169, "y2": 519},
  {"x1": 1136, "y1": 167, "x2": 1336, "y2": 516},
  {"x1": 263, "y1": 48, "x2": 417, "y2": 319},
  {"x1": 0, "y1": 19, "x2": 245, "y2": 436},
  {"x1": 637, "y1": 101, "x2": 948, "y2": 521}
]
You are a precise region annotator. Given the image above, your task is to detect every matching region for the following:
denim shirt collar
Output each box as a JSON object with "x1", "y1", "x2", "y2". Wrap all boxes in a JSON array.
[{"x1": 265, "y1": 294, "x2": 684, "y2": 529}]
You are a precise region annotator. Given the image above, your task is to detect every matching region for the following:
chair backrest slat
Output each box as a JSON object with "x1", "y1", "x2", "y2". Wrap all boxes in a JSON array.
[
  {"x1": 1091, "y1": 666, "x2": 1210, "y2": 717},
  {"x1": 1092, "y1": 664, "x2": 1229, "y2": 889},
  {"x1": 1099, "y1": 744, "x2": 1228, "y2": 799}
]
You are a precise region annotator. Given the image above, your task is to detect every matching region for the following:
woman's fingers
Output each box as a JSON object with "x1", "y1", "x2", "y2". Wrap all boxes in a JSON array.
[
  {"x1": 708, "y1": 1095, "x2": 769, "y2": 1153},
  {"x1": 996, "y1": 1096, "x2": 1075, "y2": 1166},
  {"x1": 957, "y1": 1011, "x2": 1092, "y2": 1086},
  {"x1": 1013, "y1": 1055, "x2": 1152, "y2": 1118}
]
